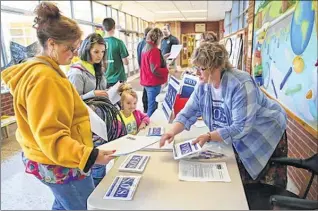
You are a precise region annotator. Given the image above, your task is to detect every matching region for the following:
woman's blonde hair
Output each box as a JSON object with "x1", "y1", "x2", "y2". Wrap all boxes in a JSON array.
[
  {"x1": 118, "y1": 83, "x2": 138, "y2": 107},
  {"x1": 146, "y1": 28, "x2": 164, "y2": 46},
  {"x1": 191, "y1": 42, "x2": 232, "y2": 72},
  {"x1": 200, "y1": 32, "x2": 218, "y2": 43}
]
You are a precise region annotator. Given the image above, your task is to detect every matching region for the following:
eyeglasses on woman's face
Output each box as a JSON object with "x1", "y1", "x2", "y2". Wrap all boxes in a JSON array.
[{"x1": 194, "y1": 66, "x2": 207, "y2": 72}]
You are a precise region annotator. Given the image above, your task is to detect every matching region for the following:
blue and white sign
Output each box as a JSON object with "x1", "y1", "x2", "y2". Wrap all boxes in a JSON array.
[
  {"x1": 119, "y1": 154, "x2": 150, "y2": 173},
  {"x1": 104, "y1": 176, "x2": 141, "y2": 200},
  {"x1": 180, "y1": 74, "x2": 199, "y2": 98}
]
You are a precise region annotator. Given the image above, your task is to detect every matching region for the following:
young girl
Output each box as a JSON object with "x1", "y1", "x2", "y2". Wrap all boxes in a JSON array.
[{"x1": 118, "y1": 84, "x2": 150, "y2": 135}]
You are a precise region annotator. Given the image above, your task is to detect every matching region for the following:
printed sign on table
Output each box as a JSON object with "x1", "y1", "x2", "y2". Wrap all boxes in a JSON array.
[{"x1": 162, "y1": 76, "x2": 180, "y2": 122}]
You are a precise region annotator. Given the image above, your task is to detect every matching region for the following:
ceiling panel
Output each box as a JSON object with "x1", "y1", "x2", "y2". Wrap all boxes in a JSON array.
[
  {"x1": 96, "y1": 1, "x2": 231, "y2": 22},
  {"x1": 172, "y1": 1, "x2": 193, "y2": 10}
]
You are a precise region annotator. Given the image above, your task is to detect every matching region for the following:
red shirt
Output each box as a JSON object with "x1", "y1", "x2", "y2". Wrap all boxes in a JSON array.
[{"x1": 140, "y1": 41, "x2": 168, "y2": 86}]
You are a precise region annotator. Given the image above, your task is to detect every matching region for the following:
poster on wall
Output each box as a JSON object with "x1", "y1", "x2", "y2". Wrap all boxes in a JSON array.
[{"x1": 252, "y1": 0, "x2": 318, "y2": 131}]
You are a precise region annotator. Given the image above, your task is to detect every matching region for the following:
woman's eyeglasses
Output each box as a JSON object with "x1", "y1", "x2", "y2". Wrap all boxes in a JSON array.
[{"x1": 66, "y1": 45, "x2": 80, "y2": 54}]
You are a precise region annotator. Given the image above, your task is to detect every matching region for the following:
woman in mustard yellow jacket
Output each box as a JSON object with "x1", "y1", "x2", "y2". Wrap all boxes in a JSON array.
[{"x1": 1, "y1": 2, "x2": 114, "y2": 210}]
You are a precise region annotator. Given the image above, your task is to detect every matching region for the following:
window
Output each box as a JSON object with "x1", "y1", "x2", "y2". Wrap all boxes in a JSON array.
[
  {"x1": 41, "y1": 1, "x2": 72, "y2": 18},
  {"x1": 1, "y1": 1, "x2": 39, "y2": 12},
  {"x1": 138, "y1": 18, "x2": 142, "y2": 33},
  {"x1": 93, "y1": 2, "x2": 106, "y2": 24},
  {"x1": 126, "y1": 14, "x2": 132, "y2": 30},
  {"x1": 79, "y1": 24, "x2": 93, "y2": 39},
  {"x1": 73, "y1": 1, "x2": 92, "y2": 22},
  {"x1": 106, "y1": 6, "x2": 112, "y2": 17},
  {"x1": 224, "y1": 11, "x2": 231, "y2": 36},
  {"x1": 132, "y1": 17, "x2": 138, "y2": 32},
  {"x1": 118, "y1": 11, "x2": 126, "y2": 30},
  {"x1": 231, "y1": 0, "x2": 239, "y2": 33},
  {"x1": 111, "y1": 9, "x2": 118, "y2": 23},
  {"x1": 224, "y1": 0, "x2": 249, "y2": 36},
  {"x1": 1, "y1": 12, "x2": 37, "y2": 63},
  {"x1": 143, "y1": 21, "x2": 148, "y2": 32}
]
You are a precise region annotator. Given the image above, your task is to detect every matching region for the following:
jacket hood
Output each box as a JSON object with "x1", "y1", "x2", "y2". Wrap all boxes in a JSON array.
[{"x1": 1, "y1": 56, "x2": 65, "y2": 94}]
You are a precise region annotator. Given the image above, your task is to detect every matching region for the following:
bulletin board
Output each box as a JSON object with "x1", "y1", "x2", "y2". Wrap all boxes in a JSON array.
[{"x1": 252, "y1": 0, "x2": 317, "y2": 136}]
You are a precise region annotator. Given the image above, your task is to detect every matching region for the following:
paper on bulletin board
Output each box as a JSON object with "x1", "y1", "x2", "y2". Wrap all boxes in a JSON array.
[{"x1": 162, "y1": 76, "x2": 180, "y2": 122}]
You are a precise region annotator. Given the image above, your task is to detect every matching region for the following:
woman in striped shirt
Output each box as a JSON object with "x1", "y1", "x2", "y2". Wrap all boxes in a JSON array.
[{"x1": 160, "y1": 42, "x2": 288, "y2": 188}]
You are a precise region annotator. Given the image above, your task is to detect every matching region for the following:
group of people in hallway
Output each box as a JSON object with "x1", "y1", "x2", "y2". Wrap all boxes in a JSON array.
[{"x1": 1, "y1": 1, "x2": 289, "y2": 210}]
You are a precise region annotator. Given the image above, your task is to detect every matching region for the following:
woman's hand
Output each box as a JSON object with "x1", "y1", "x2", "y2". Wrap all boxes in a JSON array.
[
  {"x1": 138, "y1": 122, "x2": 147, "y2": 132},
  {"x1": 159, "y1": 132, "x2": 175, "y2": 147},
  {"x1": 94, "y1": 90, "x2": 108, "y2": 97},
  {"x1": 95, "y1": 150, "x2": 116, "y2": 165},
  {"x1": 192, "y1": 133, "x2": 210, "y2": 147}
]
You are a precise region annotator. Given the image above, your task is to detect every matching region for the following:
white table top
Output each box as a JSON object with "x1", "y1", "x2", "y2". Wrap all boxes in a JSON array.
[{"x1": 87, "y1": 108, "x2": 249, "y2": 210}]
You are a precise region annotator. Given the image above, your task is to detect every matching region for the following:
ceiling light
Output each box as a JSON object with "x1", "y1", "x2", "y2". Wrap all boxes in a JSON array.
[
  {"x1": 181, "y1": 10, "x2": 207, "y2": 13},
  {"x1": 155, "y1": 10, "x2": 180, "y2": 14}
]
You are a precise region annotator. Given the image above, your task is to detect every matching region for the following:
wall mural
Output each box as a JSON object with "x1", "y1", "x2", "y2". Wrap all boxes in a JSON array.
[{"x1": 252, "y1": 0, "x2": 317, "y2": 131}]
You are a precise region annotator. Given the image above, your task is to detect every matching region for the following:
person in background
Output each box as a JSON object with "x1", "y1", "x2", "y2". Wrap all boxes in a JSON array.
[
  {"x1": 160, "y1": 42, "x2": 288, "y2": 189},
  {"x1": 67, "y1": 33, "x2": 108, "y2": 100},
  {"x1": 141, "y1": 28, "x2": 169, "y2": 117},
  {"x1": 161, "y1": 23, "x2": 179, "y2": 56},
  {"x1": 1, "y1": 2, "x2": 115, "y2": 210},
  {"x1": 137, "y1": 27, "x2": 152, "y2": 113},
  {"x1": 118, "y1": 83, "x2": 150, "y2": 135},
  {"x1": 200, "y1": 31, "x2": 219, "y2": 44},
  {"x1": 102, "y1": 18, "x2": 129, "y2": 88}
]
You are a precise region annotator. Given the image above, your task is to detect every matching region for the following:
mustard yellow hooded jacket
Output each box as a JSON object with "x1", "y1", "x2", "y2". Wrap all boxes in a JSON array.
[{"x1": 1, "y1": 56, "x2": 96, "y2": 172}]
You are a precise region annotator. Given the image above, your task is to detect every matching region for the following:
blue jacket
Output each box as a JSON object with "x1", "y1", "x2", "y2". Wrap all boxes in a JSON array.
[
  {"x1": 175, "y1": 69, "x2": 287, "y2": 180},
  {"x1": 137, "y1": 39, "x2": 146, "y2": 67}
]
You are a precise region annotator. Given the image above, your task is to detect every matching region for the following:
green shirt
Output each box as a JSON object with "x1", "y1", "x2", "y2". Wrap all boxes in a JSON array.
[{"x1": 104, "y1": 36, "x2": 129, "y2": 83}]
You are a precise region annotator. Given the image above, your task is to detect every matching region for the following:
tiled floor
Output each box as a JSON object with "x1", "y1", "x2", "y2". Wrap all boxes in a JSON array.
[{"x1": 1, "y1": 75, "x2": 299, "y2": 210}]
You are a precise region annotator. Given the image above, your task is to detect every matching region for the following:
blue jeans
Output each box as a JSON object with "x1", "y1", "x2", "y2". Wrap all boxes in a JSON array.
[
  {"x1": 41, "y1": 175, "x2": 95, "y2": 210},
  {"x1": 145, "y1": 85, "x2": 161, "y2": 117},
  {"x1": 91, "y1": 164, "x2": 106, "y2": 187}
]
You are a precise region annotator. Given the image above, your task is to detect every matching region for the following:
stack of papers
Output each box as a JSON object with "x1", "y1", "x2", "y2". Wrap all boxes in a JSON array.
[
  {"x1": 104, "y1": 176, "x2": 141, "y2": 200},
  {"x1": 119, "y1": 154, "x2": 150, "y2": 173},
  {"x1": 173, "y1": 139, "x2": 202, "y2": 160},
  {"x1": 143, "y1": 141, "x2": 174, "y2": 151},
  {"x1": 179, "y1": 160, "x2": 231, "y2": 182},
  {"x1": 97, "y1": 135, "x2": 160, "y2": 156}
]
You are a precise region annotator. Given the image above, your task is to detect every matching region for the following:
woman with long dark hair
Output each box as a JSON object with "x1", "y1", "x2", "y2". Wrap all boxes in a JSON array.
[{"x1": 67, "y1": 33, "x2": 108, "y2": 99}]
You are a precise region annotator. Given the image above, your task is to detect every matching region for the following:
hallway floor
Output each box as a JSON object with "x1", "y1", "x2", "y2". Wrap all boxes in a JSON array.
[{"x1": 0, "y1": 76, "x2": 299, "y2": 210}]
